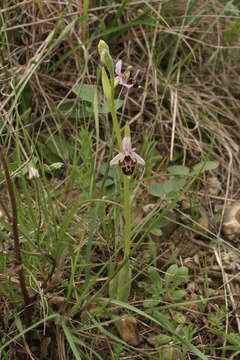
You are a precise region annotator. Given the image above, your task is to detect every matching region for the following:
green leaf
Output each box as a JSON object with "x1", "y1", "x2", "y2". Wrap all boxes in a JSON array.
[
  {"x1": 116, "y1": 263, "x2": 132, "y2": 302},
  {"x1": 100, "y1": 99, "x2": 123, "y2": 113},
  {"x1": 101, "y1": 67, "x2": 112, "y2": 103},
  {"x1": 170, "y1": 289, "x2": 187, "y2": 301},
  {"x1": 224, "y1": 18, "x2": 240, "y2": 44},
  {"x1": 100, "y1": 162, "x2": 118, "y2": 177},
  {"x1": 163, "y1": 178, "x2": 186, "y2": 193},
  {"x1": 72, "y1": 84, "x2": 102, "y2": 103},
  {"x1": 72, "y1": 85, "x2": 122, "y2": 114},
  {"x1": 177, "y1": 266, "x2": 189, "y2": 278},
  {"x1": 147, "y1": 178, "x2": 186, "y2": 199},
  {"x1": 59, "y1": 101, "x2": 92, "y2": 118},
  {"x1": 109, "y1": 264, "x2": 118, "y2": 299},
  {"x1": 147, "y1": 183, "x2": 162, "y2": 197},
  {"x1": 48, "y1": 162, "x2": 64, "y2": 171},
  {"x1": 19, "y1": 81, "x2": 32, "y2": 111},
  {"x1": 154, "y1": 334, "x2": 172, "y2": 346},
  {"x1": 62, "y1": 322, "x2": 82, "y2": 360},
  {"x1": 193, "y1": 161, "x2": 219, "y2": 173},
  {"x1": 150, "y1": 227, "x2": 163, "y2": 236},
  {"x1": 224, "y1": 332, "x2": 240, "y2": 345},
  {"x1": 170, "y1": 310, "x2": 187, "y2": 323},
  {"x1": 167, "y1": 165, "x2": 190, "y2": 175},
  {"x1": 165, "y1": 265, "x2": 188, "y2": 290},
  {"x1": 148, "y1": 266, "x2": 162, "y2": 285},
  {"x1": 143, "y1": 298, "x2": 161, "y2": 308},
  {"x1": 97, "y1": 178, "x2": 114, "y2": 188},
  {"x1": 153, "y1": 311, "x2": 175, "y2": 332},
  {"x1": 165, "y1": 264, "x2": 178, "y2": 282},
  {"x1": 39, "y1": 134, "x2": 74, "y2": 162}
]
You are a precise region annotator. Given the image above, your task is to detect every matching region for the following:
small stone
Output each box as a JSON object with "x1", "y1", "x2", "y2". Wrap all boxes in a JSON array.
[
  {"x1": 116, "y1": 316, "x2": 140, "y2": 346},
  {"x1": 222, "y1": 201, "x2": 240, "y2": 240},
  {"x1": 207, "y1": 176, "x2": 221, "y2": 195}
]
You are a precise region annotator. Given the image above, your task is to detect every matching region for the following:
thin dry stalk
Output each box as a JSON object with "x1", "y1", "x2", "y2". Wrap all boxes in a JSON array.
[{"x1": 0, "y1": 148, "x2": 32, "y2": 326}]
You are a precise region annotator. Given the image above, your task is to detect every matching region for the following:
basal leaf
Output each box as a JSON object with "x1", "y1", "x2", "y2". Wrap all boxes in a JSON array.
[
  {"x1": 193, "y1": 161, "x2": 219, "y2": 173},
  {"x1": 167, "y1": 165, "x2": 190, "y2": 175},
  {"x1": 72, "y1": 84, "x2": 102, "y2": 103},
  {"x1": 147, "y1": 178, "x2": 186, "y2": 199}
]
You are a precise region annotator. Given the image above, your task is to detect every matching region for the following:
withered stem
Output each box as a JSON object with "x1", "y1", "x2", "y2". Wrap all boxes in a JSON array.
[{"x1": 0, "y1": 149, "x2": 32, "y2": 324}]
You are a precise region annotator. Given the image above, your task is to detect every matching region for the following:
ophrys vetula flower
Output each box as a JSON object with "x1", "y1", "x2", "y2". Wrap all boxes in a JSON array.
[{"x1": 110, "y1": 137, "x2": 145, "y2": 175}]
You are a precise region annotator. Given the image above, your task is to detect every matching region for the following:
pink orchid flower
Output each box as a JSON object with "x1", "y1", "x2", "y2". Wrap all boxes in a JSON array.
[
  {"x1": 110, "y1": 137, "x2": 145, "y2": 175},
  {"x1": 115, "y1": 60, "x2": 133, "y2": 89}
]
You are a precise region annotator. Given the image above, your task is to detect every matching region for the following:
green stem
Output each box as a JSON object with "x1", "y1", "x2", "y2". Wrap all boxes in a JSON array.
[
  {"x1": 82, "y1": 0, "x2": 89, "y2": 41},
  {"x1": 109, "y1": 95, "x2": 130, "y2": 258},
  {"x1": 123, "y1": 175, "x2": 131, "y2": 258},
  {"x1": 109, "y1": 97, "x2": 122, "y2": 152},
  {"x1": 99, "y1": 47, "x2": 132, "y2": 300},
  {"x1": 101, "y1": 65, "x2": 122, "y2": 151}
]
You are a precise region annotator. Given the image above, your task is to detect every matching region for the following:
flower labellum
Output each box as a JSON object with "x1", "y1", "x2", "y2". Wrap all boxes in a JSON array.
[
  {"x1": 115, "y1": 60, "x2": 133, "y2": 89},
  {"x1": 110, "y1": 137, "x2": 145, "y2": 175}
]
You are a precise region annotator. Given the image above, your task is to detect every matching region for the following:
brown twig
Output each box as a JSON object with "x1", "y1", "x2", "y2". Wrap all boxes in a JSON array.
[{"x1": 0, "y1": 148, "x2": 32, "y2": 326}]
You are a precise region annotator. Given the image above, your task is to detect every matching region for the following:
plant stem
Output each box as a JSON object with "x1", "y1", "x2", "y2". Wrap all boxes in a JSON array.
[
  {"x1": 100, "y1": 50, "x2": 132, "y2": 298},
  {"x1": 82, "y1": 0, "x2": 89, "y2": 41},
  {"x1": 101, "y1": 65, "x2": 122, "y2": 151},
  {"x1": 108, "y1": 91, "x2": 122, "y2": 151},
  {"x1": 108, "y1": 85, "x2": 130, "y2": 258},
  {"x1": 123, "y1": 175, "x2": 131, "y2": 258},
  {"x1": 0, "y1": 149, "x2": 32, "y2": 325}
]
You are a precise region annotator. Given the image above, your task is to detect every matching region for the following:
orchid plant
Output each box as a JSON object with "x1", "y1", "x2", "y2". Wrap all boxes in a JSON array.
[{"x1": 98, "y1": 40, "x2": 145, "y2": 302}]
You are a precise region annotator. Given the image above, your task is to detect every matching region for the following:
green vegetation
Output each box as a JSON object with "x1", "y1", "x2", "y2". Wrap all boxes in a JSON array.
[{"x1": 0, "y1": 1, "x2": 240, "y2": 359}]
